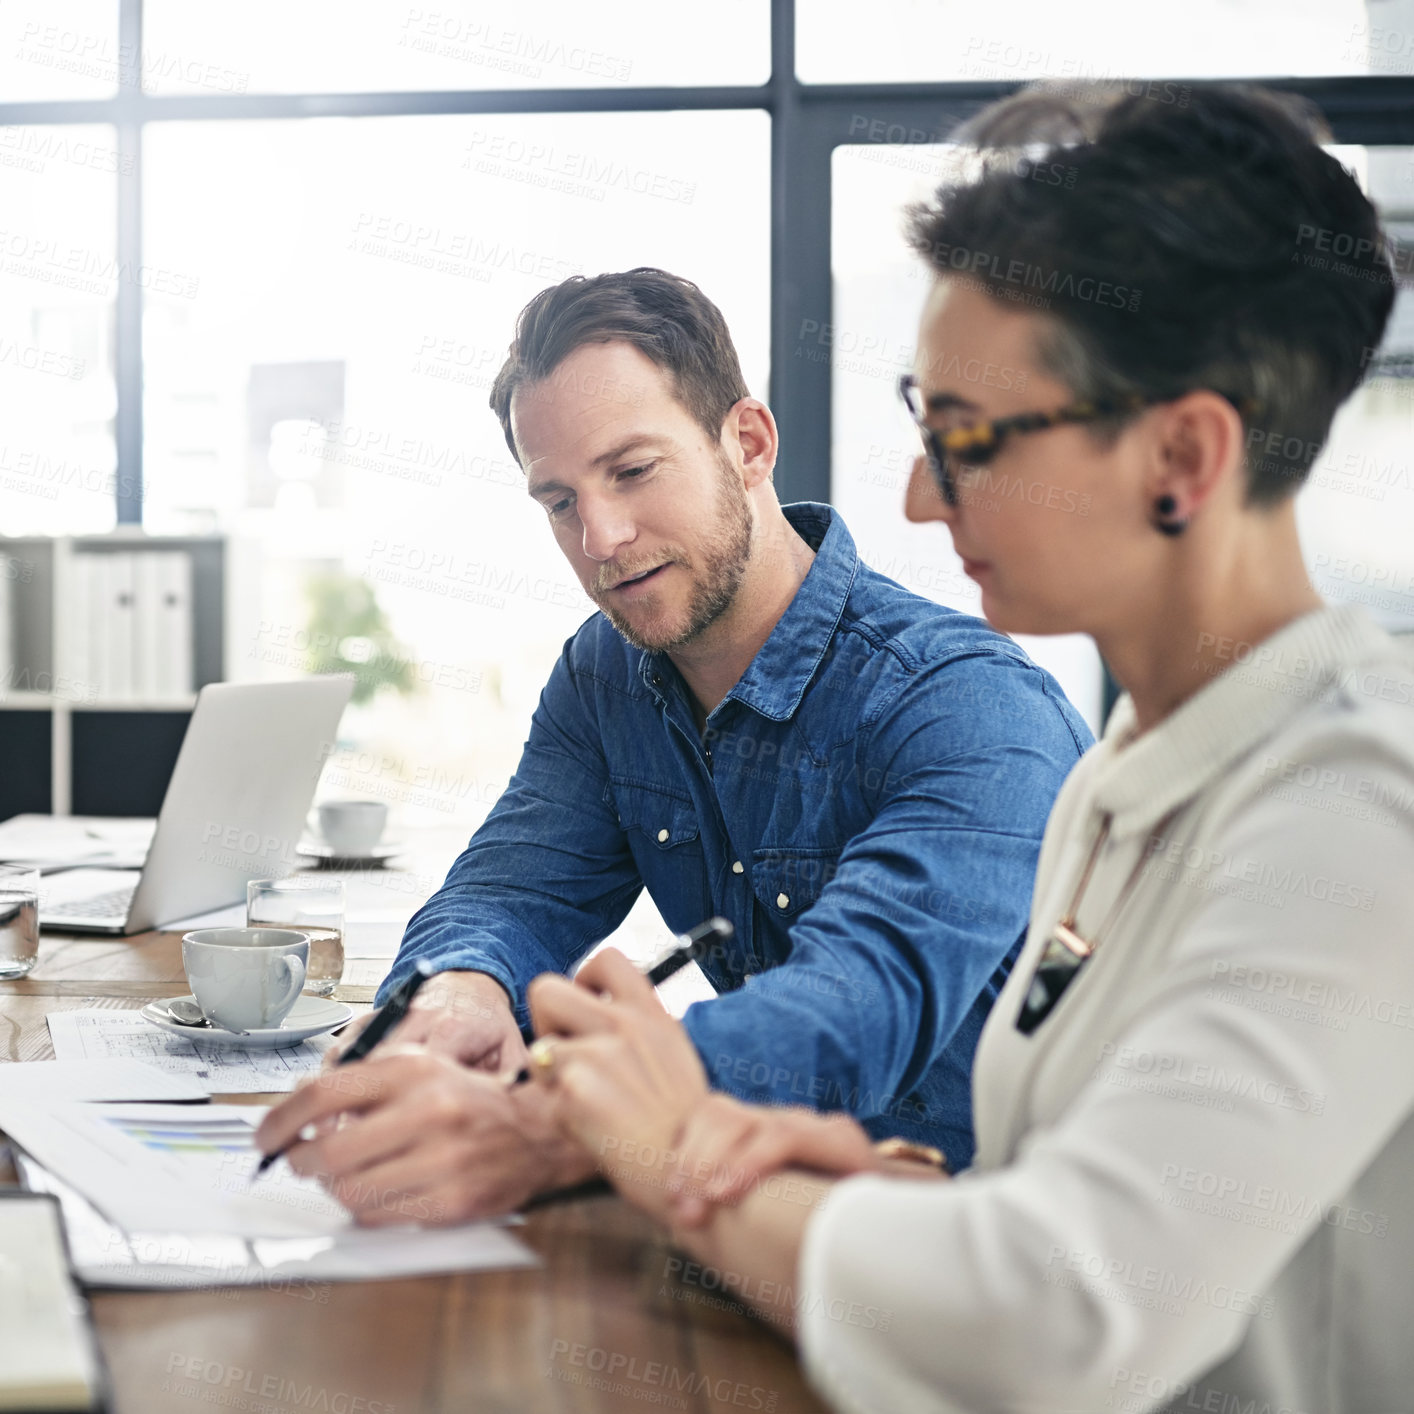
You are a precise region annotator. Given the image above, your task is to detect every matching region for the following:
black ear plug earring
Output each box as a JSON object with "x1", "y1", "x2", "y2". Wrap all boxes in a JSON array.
[{"x1": 1153, "y1": 494, "x2": 1188, "y2": 537}]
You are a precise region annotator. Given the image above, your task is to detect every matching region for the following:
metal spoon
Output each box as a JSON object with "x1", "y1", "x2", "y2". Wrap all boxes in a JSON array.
[{"x1": 163, "y1": 997, "x2": 249, "y2": 1037}]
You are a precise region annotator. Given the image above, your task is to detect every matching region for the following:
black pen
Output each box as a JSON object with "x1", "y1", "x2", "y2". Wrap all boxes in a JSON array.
[
  {"x1": 254, "y1": 959, "x2": 436, "y2": 1177},
  {"x1": 507, "y1": 916, "x2": 734, "y2": 1088}
]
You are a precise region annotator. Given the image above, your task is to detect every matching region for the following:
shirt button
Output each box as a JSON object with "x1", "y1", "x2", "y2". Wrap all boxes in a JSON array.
[
  {"x1": 732, "y1": 860, "x2": 744, "y2": 874},
  {"x1": 657, "y1": 828, "x2": 670, "y2": 843},
  {"x1": 652, "y1": 673, "x2": 663, "y2": 687},
  {"x1": 776, "y1": 892, "x2": 790, "y2": 910}
]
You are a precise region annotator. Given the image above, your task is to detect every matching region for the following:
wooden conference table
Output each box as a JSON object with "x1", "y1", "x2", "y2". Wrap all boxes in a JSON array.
[{"x1": 0, "y1": 925, "x2": 828, "y2": 1414}]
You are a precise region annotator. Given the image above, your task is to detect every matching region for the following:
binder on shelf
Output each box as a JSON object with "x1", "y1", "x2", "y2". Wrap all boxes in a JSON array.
[
  {"x1": 104, "y1": 553, "x2": 135, "y2": 702},
  {"x1": 83, "y1": 553, "x2": 111, "y2": 701},
  {"x1": 155, "y1": 550, "x2": 194, "y2": 698},
  {"x1": 0, "y1": 553, "x2": 13, "y2": 693},
  {"x1": 68, "y1": 553, "x2": 92, "y2": 700},
  {"x1": 70, "y1": 548, "x2": 197, "y2": 704},
  {"x1": 132, "y1": 552, "x2": 162, "y2": 699}
]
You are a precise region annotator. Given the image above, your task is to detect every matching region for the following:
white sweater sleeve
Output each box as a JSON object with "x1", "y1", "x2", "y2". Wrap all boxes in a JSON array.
[{"x1": 796, "y1": 742, "x2": 1414, "y2": 1414}]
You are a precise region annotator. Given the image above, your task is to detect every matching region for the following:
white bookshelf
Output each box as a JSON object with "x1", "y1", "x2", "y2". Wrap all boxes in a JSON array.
[{"x1": 0, "y1": 531, "x2": 231, "y2": 815}]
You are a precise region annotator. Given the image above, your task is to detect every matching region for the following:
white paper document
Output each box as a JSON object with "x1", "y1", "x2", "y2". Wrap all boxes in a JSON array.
[
  {"x1": 165, "y1": 901, "x2": 244, "y2": 930},
  {"x1": 0, "y1": 1101, "x2": 349, "y2": 1238},
  {"x1": 341, "y1": 868, "x2": 436, "y2": 909},
  {"x1": 47, "y1": 1011, "x2": 338, "y2": 1094},
  {"x1": 342, "y1": 914, "x2": 411, "y2": 958},
  {"x1": 10, "y1": 1116, "x2": 537, "y2": 1286},
  {"x1": 341, "y1": 958, "x2": 393, "y2": 990},
  {"x1": 0, "y1": 1058, "x2": 207, "y2": 1103},
  {"x1": 0, "y1": 813, "x2": 156, "y2": 872}
]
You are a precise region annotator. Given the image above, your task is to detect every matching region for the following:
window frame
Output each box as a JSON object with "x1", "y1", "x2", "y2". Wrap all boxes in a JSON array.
[{"x1": 1, "y1": 1, "x2": 1411, "y2": 518}]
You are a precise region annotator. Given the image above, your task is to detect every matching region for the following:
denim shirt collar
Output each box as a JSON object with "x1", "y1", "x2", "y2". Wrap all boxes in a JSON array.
[{"x1": 637, "y1": 501, "x2": 858, "y2": 722}]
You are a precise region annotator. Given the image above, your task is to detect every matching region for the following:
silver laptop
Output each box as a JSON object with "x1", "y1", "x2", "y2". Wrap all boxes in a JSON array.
[{"x1": 39, "y1": 678, "x2": 354, "y2": 935}]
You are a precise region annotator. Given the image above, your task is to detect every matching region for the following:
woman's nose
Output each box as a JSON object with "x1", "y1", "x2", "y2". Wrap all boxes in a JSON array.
[{"x1": 904, "y1": 455, "x2": 952, "y2": 524}]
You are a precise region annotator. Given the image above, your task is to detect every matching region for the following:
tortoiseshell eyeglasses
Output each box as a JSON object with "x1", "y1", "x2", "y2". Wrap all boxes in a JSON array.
[{"x1": 898, "y1": 374, "x2": 1261, "y2": 508}]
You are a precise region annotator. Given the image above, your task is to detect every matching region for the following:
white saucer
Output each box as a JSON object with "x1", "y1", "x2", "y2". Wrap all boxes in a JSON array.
[
  {"x1": 140, "y1": 994, "x2": 354, "y2": 1050},
  {"x1": 296, "y1": 839, "x2": 403, "y2": 866}
]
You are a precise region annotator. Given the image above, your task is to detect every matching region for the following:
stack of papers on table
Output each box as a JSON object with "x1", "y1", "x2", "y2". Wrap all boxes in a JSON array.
[
  {"x1": 47, "y1": 1011, "x2": 339, "y2": 1094},
  {"x1": 0, "y1": 814, "x2": 156, "y2": 873},
  {"x1": 1, "y1": 1102, "x2": 538, "y2": 1288},
  {"x1": 0, "y1": 1058, "x2": 206, "y2": 1103}
]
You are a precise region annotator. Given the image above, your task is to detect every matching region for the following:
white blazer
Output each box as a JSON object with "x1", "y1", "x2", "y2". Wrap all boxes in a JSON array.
[{"x1": 798, "y1": 606, "x2": 1414, "y2": 1414}]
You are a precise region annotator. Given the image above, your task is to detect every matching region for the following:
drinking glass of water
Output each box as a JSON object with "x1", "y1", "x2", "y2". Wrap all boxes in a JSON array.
[
  {"x1": 246, "y1": 877, "x2": 345, "y2": 998},
  {"x1": 0, "y1": 866, "x2": 40, "y2": 979}
]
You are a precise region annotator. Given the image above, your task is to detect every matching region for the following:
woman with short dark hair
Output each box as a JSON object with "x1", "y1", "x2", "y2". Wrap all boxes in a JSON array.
[{"x1": 526, "y1": 81, "x2": 1414, "y2": 1414}]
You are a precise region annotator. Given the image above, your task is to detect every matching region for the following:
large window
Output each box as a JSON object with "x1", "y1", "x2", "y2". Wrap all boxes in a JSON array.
[
  {"x1": 829, "y1": 140, "x2": 1108, "y2": 724},
  {"x1": 0, "y1": 1, "x2": 120, "y2": 99},
  {"x1": 4, "y1": 0, "x2": 1412, "y2": 813},
  {"x1": 143, "y1": 109, "x2": 768, "y2": 811},
  {"x1": 142, "y1": 0, "x2": 769, "y2": 94},
  {"x1": 2, "y1": 3, "x2": 775, "y2": 832},
  {"x1": 797, "y1": 0, "x2": 1385, "y2": 83},
  {"x1": 830, "y1": 138, "x2": 1414, "y2": 732},
  {"x1": 0, "y1": 124, "x2": 118, "y2": 535}
]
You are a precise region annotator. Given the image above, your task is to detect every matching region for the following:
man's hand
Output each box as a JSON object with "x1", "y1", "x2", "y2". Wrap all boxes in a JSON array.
[
  {"x1": 254, "y1": 1048, "x2": 595, "y2": 1226},
  {"x1": 326, "y1": 970, "x2": 528, "y2": 1073}
]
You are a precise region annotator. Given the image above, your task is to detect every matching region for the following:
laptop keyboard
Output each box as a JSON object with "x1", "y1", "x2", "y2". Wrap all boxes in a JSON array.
[{"x1": 44, "y1": 885, "x2": 136, "y2": 921}]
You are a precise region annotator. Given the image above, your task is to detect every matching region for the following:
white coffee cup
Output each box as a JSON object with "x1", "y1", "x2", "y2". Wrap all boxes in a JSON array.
[
  {"x1": 317, "y1": 800, "x2": 388, "y2": 855},
  {"x1": 182, "y1": 927, "x2": 310, "y2": 1032}
]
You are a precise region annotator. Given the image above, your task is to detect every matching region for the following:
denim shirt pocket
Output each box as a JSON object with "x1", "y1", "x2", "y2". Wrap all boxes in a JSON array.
[
  {"x1": 610, "y1": 780, "x2": 701, "y2": 848},
  {"x1": 750, "y1": 846, "x2": 840, "y2": 924},
  {"x1": 607, "y1": 779, "x2": 709, "y2": 922}
]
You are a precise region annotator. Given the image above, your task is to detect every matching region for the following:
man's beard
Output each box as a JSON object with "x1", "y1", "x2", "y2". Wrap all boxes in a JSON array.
[{"x1": 593, "y1": 454, "x2": 753, "y2": 653}]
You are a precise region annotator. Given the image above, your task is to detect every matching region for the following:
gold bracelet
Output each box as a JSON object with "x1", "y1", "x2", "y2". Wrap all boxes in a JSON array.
[{"x1": 873, "y1": 1138, "x2": 950, "y2": 1173}]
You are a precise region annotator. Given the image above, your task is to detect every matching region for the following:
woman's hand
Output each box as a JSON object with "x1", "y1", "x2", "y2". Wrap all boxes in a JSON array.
[
  {"x1": 526, "y1": 947, "x2": 710, "y2": 1223},
  {"x1": 667, "y1": 1095, "x2": 907, "y2": 1226},
  {"x1": 528, "y1": 947, "x2": 948, "y2": 1231}
]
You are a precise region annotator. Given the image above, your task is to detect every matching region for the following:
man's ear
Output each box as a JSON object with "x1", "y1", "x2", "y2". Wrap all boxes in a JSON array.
[
  {"x1": 1147, "y1": 390, "x2": 1247, "y2": 519},
  {"x1": 724, "y1": 399, "x2": 778, "y2": 490}
]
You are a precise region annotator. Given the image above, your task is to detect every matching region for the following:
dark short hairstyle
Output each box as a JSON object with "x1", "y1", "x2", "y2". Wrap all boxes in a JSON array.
[
  {"x1": 907, "y1": 82, "x2": 1397, "y2": 504},
  {"x1": 489, "y1": 267, "x2": 750, "y2": 466}
]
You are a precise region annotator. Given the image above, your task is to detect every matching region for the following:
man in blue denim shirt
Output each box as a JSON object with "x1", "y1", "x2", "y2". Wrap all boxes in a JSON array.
[{"x1": 258, "y1": 269, "x2": 1090, "y2": 1224}]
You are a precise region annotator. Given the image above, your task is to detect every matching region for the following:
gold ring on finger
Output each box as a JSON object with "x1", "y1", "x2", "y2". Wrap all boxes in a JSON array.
[{"x1": 528, "y1": 1038, "x2": 558, "y2": 1077}]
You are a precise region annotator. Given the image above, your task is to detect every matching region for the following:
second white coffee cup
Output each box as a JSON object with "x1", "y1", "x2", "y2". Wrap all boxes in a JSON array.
[
  {"x1": 182, "y1": 927, "x2": 310, "y2": 1032},
  {"x1": 317, "y1": 800, "x2": 388, "y2": 855}
]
